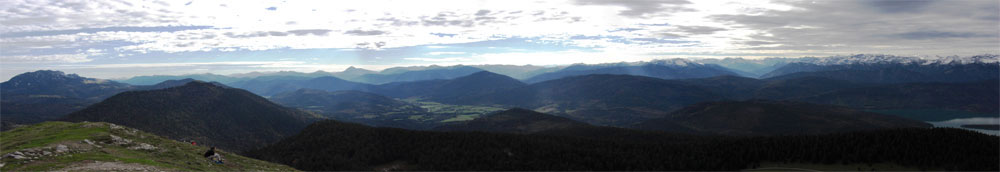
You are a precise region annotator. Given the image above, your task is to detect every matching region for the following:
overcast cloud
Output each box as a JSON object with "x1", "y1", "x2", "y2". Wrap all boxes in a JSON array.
[{"x1": 0, "y1": 0, "x2": 996, "y2": 80}]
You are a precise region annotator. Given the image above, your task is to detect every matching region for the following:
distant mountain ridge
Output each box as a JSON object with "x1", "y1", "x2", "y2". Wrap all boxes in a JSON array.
[
  {"x1": 459, "y1": 74, "x2": 725, "y2": 126},
  {"x1": 1, "y1": 71, "x2": 230, "y2": 125},
  {"x1": 371, "y1": 71, "x2": 525, "y2": 103},
  {"x1": 694, "y1": 57, "x2": 802, "y2": 77},
  {"x1": 2, "y1": 70, "x2": 133, "y2": 99},
  {"x1": 763, "y1": 62, "x2": 999, "y2": 83},
  {"x1": 1, "y1": 70, "x2": 134, "y2": 124},
  {"x1": 468, "y1": 64, "x2": 553, "y2": 80},
  {"x1": 523, "y1": 58, "x2": 739, "y2": 83},
  {"x1": 118, "y1": 73, "x2": 242, "y2": 85},
  {"x1": 759, "y1": 54, "x2": 999, "y2": 83},
  {"x1": 334, "y1": 66, "x2": 377, "y2": 81},
  {"x1": 229, "y1": 76, "x2": 372, "y2": 96},
  {"x1": 355, "y1": 66, "x2": 484, "y2": 84},
  {"x1": 228, "y1": 70, "x2": 335, "y2": 78}
]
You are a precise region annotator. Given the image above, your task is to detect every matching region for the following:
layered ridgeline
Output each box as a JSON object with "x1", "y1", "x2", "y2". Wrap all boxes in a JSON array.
[
  {"x1": 0, "y1": 70, "x2": 225, "y2": 127},
  {"x1": 270, "y1": 89, "x2": 431, "y2": 129},
  {"x1": 447, "y1": 74, "x2": 725, "y2": 126},
  {"x1": 633, "y1": 100, "x2": 931, "y2": 136},
  {"x1": 118, "y1": 65, "x2": 485, "y2": 87},
  {"x1": 523, "y1": 58, "x2": 739, "y2": 83},
  {"x1": 467, "y1": 64, "x2": 552, "y2": 80},
  {"x1": 249, "y1": 119, "x2": 998, "y2": 171},
  {"x1": 1, "y1": 70, "x2": 133, "y2": 124},
  {"x1": 430, "y1": 73, "x2": 995, "y2": 127},
  {"x1": 119, "y1": 73, "x2": 243, "y2": 85},
  {"x1": 62, "y1": 81, "x2": 319, "y2": 152},
  {"x1": 371, "y1": 71, "x2": 526, "y2": 103},
  {"x1": 0, "y1": 121, "x2": 296, "y2": 171},
  {"x1": 694, "y1": 57, "x2": 804, "y2": 77},
  {"x1": 331, "y1": 66, "x2": 377, "y2": 81},
  {"x1": 228, "y1": 75, "x2": 372, "y2": 97},
  {"x1": 761, "y1": 54, "x2": 999, "y2": 83},
  {"x1": 354, "y1": 65, "x2": 484, "y2": 84}
]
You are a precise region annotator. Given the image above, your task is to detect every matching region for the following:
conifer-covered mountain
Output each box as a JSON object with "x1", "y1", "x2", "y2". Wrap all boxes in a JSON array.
[
  {"x1": 61, "y1": 81, "x2": 319, "y2": 152},
  {"x1": 1, "y1": 70, "x2": 134, "y2": 124},
  {"x1": 750, "y1": 76, "x2": 869, "y2": 100},
  {"x1": 372, "y1": 71, "x2": 525, "y2": 103},
  {"x1": 794, "y1": 79, "x2": 1000, "y2": 113},
  {"x1": 248, "y1": 120, "x2": 997, "y2": 171},
  {"x1": 1, "y1": 70, "x2": 133, "y2": 99},
  {"x1": 675, "y1": 75, "x2": 995, "y2": 114},
  {"x1": 632, "y1": 100, "x2": 932, "y2": 136},
  {"x1": 522, "y1": 59, "x2": 739, "y2": 83}
]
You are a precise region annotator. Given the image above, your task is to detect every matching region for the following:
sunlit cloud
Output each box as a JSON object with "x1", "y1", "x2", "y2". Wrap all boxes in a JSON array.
[{"x1": 0, "y1": 0, "x2": 997, "y2": 80}]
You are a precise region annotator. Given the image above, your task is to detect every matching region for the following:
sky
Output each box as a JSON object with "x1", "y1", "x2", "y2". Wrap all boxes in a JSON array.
[{"x1": 1, "y1": 0, "x2": 998, "y2": 80}]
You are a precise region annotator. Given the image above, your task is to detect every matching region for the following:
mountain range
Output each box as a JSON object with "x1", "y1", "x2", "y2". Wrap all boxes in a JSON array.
[
  {"x1": 3, "y1": 54, "x2": 998, "y2": 171},
  {"x1": 370, "y1": 71, "x2": 526, "y2": 103},
  {"x1": 522, "y1": 58, "x2": 739, "y2": 83},
  {"x1": 353, "y1": 66, "x2": 485, "y2": 84},
  {"x1": 1, "y1": 70, "x2": 133, "y2": 124},
  {"x1": 228, "y1": 76, "x2": 372, "y2": 97},
  {"x1": 118, "y1": 73, "x2": 243, "y2": 85},
  {"x1": 761, "y1": 54, "x2": 999, "y2": 83},
  {"x1": 61, "y1": 81, "x2": 319, "y2": 152},
  {"x1": 7, "y1": 61, "x2": 995, "y2": 130}
]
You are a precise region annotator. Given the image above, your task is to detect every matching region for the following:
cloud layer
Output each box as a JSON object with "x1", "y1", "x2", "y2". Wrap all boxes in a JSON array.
[{"x1": 1, "y1": 0, "x2": 997, "y2": 80}]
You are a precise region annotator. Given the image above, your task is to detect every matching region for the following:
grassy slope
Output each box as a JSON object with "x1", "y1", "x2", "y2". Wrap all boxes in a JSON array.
[{"x1": 0, "y1": 121, "x2": 297, "y2": 171}]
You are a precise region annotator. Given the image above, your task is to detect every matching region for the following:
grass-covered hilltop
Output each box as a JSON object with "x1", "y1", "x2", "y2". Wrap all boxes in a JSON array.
[{"x1": 0, "y1": 121, "x2": 296, "y2": 171}]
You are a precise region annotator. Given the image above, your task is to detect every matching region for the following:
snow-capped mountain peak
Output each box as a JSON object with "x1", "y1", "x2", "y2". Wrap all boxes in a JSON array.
[
  {"x1": 648, "y1": 58, "x2": 697, "y2": 66},
  {"x1": 805, "y1": 54, "x2": 925, "y2": 65},
  {"x1": 930, "y1": 54, "x2": 999, "y2": 64}
]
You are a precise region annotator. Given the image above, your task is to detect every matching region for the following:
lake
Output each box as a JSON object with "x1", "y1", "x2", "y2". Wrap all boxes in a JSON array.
[
  {"x1": 929, "y1": 117, "x2": 1000, "y2": 136},
  {"x1": 871, "y1": 109, "x2": 999, "y2": 136}
]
